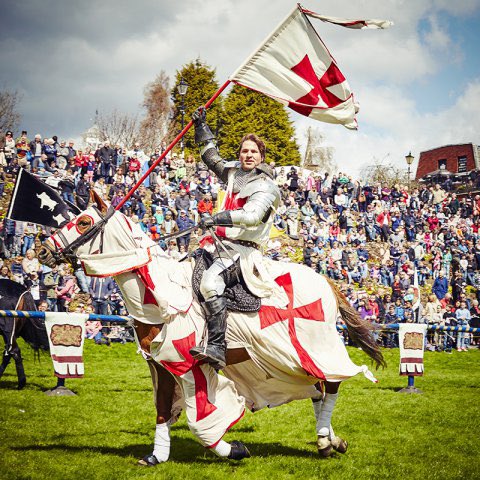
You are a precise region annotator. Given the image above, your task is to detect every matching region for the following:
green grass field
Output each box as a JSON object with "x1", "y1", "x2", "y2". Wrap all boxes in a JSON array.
[{"x1": 0, "y1": 340, "x2": 479, "y2": 480}]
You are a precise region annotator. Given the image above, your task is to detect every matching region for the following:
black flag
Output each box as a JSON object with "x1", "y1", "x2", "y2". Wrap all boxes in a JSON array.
[{"x1": 6, "y1": 168, "x2": 80, "y2": 228}]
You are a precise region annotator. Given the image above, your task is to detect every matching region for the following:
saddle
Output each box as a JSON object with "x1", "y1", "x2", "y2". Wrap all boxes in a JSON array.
[{"x1": 191, "y1": 249, "x2": 261, "y2": 313}]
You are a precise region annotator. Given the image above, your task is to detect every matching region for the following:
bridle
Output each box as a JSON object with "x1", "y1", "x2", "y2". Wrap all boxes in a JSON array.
[{"x1": 41, "y1": 206, "x2": 116, "y2": 265}]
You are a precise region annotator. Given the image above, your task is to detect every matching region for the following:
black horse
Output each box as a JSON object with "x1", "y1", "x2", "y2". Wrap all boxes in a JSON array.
[{"x1": 0, "y1": 279, "x2": 49, "y2": 389}]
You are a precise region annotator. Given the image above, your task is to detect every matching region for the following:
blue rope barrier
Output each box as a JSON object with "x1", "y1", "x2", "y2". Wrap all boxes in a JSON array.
[
  {"x1": 0, "y1": 310, "x2": 131, "y2": 323},
  {"x1": 1, "y1": 310, "x2": 479, "y2": 333},
  {"x1": 336, "y1": 323, "x2": 480, "y2": 334}
]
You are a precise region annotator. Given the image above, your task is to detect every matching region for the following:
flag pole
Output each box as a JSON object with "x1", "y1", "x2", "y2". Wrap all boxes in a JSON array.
[{"x1": 115, "y1": 79, "x2": 231, "y2": 211}]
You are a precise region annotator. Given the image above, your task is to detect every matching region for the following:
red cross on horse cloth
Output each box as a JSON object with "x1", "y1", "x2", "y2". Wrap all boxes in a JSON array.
[
  {"x1": 258, "y1": 272, "x2": 326, "y2": 380},
  {"x1": 160, "y1": 332, "x2": 217, "y2": 422}
]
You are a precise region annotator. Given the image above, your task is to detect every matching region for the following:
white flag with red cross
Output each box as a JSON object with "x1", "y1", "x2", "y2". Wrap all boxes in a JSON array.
[{"x1": 229, "y1": 4, "x2": 392, "y2": 130}]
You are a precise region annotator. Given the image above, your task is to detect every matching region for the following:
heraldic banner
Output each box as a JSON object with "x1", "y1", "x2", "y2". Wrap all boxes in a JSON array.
[
  {"x1": 398, "y1": 323, "x2": 428, "y2": 376},
  {"x1": 45, "y1": 312, "x2": 87, "y2": 378}
]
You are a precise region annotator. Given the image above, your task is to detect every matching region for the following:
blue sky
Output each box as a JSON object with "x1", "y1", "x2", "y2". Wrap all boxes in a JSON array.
[
  {"x1": 414, "y1": 10, "x2": 480, "y2": 113},
  {"x1": 0, "y1": 0, "x2": 479, "y2": 177}
]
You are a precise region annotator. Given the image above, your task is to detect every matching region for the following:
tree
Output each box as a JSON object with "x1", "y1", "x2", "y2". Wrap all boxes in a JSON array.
[
  {"x1": 219, "y1": 85, "x2": 300, "y2": 166},
  {"x1": 302, "y1": 127, "x2": 337, "y2": 175},
  {"x1": 138, "y1": 71, "x2": 171, "y2": 154},
  {"x1": 0, "y1": 89, "x2": 21, "y2": 135},
  {"x1": 359, "y1": 154, "x2": 406, "y2": 185},
  {"x1": 170, "y1": 58, "x2": 222, "y2": 157},
  {"x1": 96, "y1": 109, "x2": 139, "y2": 148}
]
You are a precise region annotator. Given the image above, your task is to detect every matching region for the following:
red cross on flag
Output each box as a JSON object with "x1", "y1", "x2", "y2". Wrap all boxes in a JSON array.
[{"x1": 229, "y1": 4, "x2": 392, "y2": 130}]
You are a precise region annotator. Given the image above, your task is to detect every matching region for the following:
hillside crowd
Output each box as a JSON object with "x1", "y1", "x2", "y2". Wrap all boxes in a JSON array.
[{"x1": 0, "y1": 129, "x2": 478, "y2": 350}]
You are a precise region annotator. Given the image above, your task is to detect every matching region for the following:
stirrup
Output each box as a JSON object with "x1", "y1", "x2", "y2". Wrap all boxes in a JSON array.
[{"x1": 190, "y1": 345, "x2": 226, "y2": 369}]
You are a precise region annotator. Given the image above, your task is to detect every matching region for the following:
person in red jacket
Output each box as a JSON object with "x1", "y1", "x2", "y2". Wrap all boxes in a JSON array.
[
  {"x1": 198, "y1": 193, "x2": 214, "y2": 216},
  {"x1": 128, "y1": 154, "x2": 141, "y2": 180},
  {"x1": 427, "y1": 212, "x2": 439, "y2": 232},
  {"x1": 376, "y1": 210, "x2": 391, "y2": 242}
]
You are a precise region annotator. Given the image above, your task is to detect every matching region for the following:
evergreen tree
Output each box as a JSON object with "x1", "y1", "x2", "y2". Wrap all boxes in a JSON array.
[
  {"x1": 170, "y1": 58, "x2": 222, "y2": 157},
  {"x1": 219, "y1": 85, "x2": 300, "y2": 166}
]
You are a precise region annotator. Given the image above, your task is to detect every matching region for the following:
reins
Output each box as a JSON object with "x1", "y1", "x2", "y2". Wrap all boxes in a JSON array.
[{"x1": 57, "y1": 206, "x2": 116, "y2": 262}]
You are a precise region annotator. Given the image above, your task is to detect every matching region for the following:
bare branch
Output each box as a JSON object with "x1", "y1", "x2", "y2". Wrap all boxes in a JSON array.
[
  {"x1": 0, "y1": 89, "x2": 22, "y2": 134},
  {"x1": 302, "y1": 126, "x2": 337, "y2": 175},
  {"x1": 138, "y1": 71, "x2": 171, "y2": 153},
  {"x1": 95, "y1": 109, "x2": 139, "y2": 148}
]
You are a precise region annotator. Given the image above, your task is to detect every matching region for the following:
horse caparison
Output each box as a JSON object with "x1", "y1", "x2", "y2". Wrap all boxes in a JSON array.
[{"x1": 37, "y1": 190, "x2": 384, "y2": 463}]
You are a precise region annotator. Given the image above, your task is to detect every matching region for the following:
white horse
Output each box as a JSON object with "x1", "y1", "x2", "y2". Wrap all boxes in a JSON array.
[{"x1": 38, "y1": 192, "x2": 384, "y2": 464}]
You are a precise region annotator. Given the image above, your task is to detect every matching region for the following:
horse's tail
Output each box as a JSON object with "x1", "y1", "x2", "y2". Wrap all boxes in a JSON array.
[
  {"x1": 326, "y1": 277, "x2": 386, "y2": 369},
  {"x1": 16, "y1": 291, "x2": 50, "y2": 356}
]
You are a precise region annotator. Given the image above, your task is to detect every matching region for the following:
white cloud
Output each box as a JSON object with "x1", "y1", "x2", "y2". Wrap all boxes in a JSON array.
[
  {"x1": 423, "y1": 15, "x2": 451, "y2": 50},
  {"x1": 295, "y1": 78, "x2": 480, "y2": 178},
  {"x1": 0, "y1": 0, "x2": 478, "y2": 182}
]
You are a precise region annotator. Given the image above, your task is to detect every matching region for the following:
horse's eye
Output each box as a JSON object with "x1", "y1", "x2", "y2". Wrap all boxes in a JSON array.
[{"x1": 76, "y1": 216, "x2": 92, "y2": 232}]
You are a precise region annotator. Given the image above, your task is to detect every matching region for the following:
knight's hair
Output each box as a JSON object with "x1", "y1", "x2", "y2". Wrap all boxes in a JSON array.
[{"x1": 238, "y1": 134, "x2": 266, "y2": 161}]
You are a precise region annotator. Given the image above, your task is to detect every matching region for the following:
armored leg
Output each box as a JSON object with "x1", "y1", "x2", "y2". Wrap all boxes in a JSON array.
[
  {"x1": 190, "y1": 295, "x2": 228, "y2": 369},
  {"x1": 190, "y1": 255, "x2": 238, "y2": 369}
]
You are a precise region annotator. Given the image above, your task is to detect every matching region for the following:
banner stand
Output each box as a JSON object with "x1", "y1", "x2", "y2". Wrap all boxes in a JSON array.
[
  {"x1": 44, "y1": 378, "x2": 76, "y2": 397},
  {"x1": 398, "y1": 375, "x2": 423, "y2": 394},
  {"x1": 397, "y1": 323, "x2": 427, "y2": 394}
]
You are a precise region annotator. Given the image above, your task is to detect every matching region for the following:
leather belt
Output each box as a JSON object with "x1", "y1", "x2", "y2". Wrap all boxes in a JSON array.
[{"x1": 227, "y1": 239, "x2": 260, "y2": 250}]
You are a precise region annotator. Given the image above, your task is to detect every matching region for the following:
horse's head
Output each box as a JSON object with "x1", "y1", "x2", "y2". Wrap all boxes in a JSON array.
[{"x1": 38, "y1": 190, "x2": 109, "y2": 268}]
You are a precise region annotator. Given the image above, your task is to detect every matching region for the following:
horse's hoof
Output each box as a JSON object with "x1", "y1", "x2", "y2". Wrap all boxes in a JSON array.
[
  {"x1": 331, "y1": 436, "x2": 348, "y2": 454},
  {"x1": 137, "y1": 454, "x2": 162, "y2": 467},
  {"x1": 17, "y1": 378, "x2": 26, "y2": 390},
  {"x1": 317, "y1": 436, "x2": 333, "y2": 457},
  {"x1": 228, "y1": 440, "x2": 251, "y2": 460}
]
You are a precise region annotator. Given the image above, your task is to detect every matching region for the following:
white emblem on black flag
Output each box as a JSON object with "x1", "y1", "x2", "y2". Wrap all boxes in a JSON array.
[
  {"x1": 37, "y1": 192, "x2": 58, "y2": 211},
  {"x1": 6, "y1": 168, "x2": 77, "y2": 228}
]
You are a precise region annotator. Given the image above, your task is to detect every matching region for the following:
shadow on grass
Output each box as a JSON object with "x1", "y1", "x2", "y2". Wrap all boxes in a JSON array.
[
  {"x1": 12, "y1": 439, "x2": 316, "y2": 462},
  {"x1": 376, "y1": 386, "x2": 408, "y2": 392},
  {"x1": 0, "y1": 379, "x2": 51, "y2": 391},
  {"x1": 119, "y1": 424, "x2": 256, "y2": 436}
]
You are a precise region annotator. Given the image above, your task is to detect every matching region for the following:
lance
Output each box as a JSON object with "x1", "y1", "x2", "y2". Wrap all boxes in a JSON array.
[{"x1": 115, "y1": 80, "x2": 231, "y2": 211}]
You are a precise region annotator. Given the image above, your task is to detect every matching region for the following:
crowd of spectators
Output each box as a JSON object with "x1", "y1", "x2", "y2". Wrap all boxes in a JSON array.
[{"x1": 0, "y1": 129, "x2": 478, "y2": 351}]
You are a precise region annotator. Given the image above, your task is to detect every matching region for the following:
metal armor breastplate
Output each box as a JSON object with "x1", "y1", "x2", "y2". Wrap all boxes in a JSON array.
[{"x1": 232, "y1": 168, "x2": 256, "y2": 193}]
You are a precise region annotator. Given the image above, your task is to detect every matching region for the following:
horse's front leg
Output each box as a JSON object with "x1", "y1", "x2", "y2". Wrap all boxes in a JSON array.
[
  {"x1": 0, "y1": 351, "x2": 12, "y2": 379},
  {"x1": 312, "y1": 381, "x2": 347, "y2": 457},
  {"x1": 9, "y1": 339, "x2": 26, "y2": 390},
  {"x1": 134, "y1": 321, "x2": 176, "y2": 466}
]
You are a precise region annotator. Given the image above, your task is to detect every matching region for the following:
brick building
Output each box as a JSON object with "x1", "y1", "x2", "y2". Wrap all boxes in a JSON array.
[{"x1": 415, "y1": 143, "x2": 480, "y2": 180}]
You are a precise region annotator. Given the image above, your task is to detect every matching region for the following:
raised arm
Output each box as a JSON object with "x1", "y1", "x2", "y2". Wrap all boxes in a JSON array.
[{"x1": 192, "y1": 107, "x2": 229, "y2": 183}]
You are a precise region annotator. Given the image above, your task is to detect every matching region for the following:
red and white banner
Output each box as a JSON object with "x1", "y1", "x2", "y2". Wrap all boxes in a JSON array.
[
  {"x1": 399, "y1": 323, "x2": 427, "y2": 376},
  {"x1": 229, "y1": 4, "x2": 391, "y2": 129},
  {"x1": 45, "y1": 312, "x2": 87, "y2": 378}
]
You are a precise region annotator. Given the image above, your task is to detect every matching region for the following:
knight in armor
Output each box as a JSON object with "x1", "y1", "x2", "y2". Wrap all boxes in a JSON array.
[{"x1": 189, "y1": 107, "x2": 281, "y2": 369}]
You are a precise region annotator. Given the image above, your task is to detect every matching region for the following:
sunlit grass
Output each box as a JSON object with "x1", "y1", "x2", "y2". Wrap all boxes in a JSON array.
[{"x1": 0, "y1": 341, "x2": 479, "y2": 479}]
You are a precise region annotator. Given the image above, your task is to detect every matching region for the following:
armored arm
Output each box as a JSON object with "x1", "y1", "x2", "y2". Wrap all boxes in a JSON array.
[
  {"x1": 192, "y1": 107, "x2": 229, "y2": 183},
  {"x1": 205, "y1": 178, "x2": 280, "y2": 228},
  {"x1": 230, "y1": 180, "x2": 280, "y2": 227}
]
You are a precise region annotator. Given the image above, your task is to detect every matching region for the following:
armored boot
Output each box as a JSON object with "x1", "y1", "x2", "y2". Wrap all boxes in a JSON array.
[{"x1": 190, "y1": 296, "x2": 227, "y2": 370}]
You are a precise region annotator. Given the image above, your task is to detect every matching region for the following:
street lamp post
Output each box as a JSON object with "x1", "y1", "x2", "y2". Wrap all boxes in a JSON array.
[
  {"x1": 177, "y1": 78, "x2": 188, "y2": 158},
  {"x1": 405, "y1": 151, "x2": 414, "y2": 188}
]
